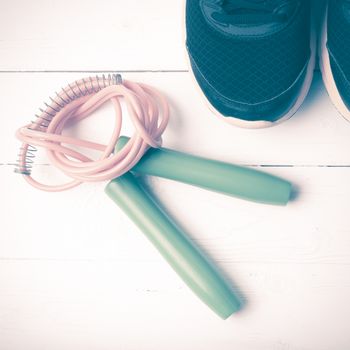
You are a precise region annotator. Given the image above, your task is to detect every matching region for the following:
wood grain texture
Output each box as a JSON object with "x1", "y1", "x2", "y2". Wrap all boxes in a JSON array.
[
  {"x1": 0, "y1": 0, "x2": 184, "y2": 71},
  {"x1": 0, "y1": 0, "x2": 326, "y2": 72},
  {"x1": 0, "y1": 260, "x2": 350, "y2": 350},
  {"x1": 1, "y1": 0, "x2": 350, "y2": 349},
  {"x1": 2, "y1": 72, "x2": 350, "y2": 166}
]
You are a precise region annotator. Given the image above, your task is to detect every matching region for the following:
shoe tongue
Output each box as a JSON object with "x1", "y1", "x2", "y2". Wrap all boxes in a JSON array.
[{"x1": 223, "y1": 0, "x2": 297, "y2": 25}]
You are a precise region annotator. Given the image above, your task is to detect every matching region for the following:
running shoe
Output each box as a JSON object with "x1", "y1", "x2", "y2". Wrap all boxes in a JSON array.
[
  {"x1": 319, "y1": 0, "x2": 350, "y2": 122},
  {"x1": 185, "y1": 0, "x2": 316, "y2": 128}
]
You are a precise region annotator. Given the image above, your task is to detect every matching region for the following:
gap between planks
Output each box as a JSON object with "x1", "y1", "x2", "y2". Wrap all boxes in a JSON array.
[
  {"x1": 1, "y1": 257, "x2": 350, "y2": 265},
  {"x1": 0, "y1": 70, "x2": 189, "y2": 74},
  {"x1": 1, "y1": 164, "x2": 350, "y2": 168}
]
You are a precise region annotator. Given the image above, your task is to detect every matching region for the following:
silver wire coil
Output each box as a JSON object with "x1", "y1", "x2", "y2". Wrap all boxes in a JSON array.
[{"x1": 15, "y1": 74, "x2": 122, "y2": 175}]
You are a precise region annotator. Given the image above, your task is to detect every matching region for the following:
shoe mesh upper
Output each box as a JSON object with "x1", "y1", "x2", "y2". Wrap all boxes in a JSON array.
[
  {"x1": 327, "y1": 0, "x2": 350, "y2": 107},
  {"x1": 186, "y1": 0, "x2": 311, "y2": 104}
]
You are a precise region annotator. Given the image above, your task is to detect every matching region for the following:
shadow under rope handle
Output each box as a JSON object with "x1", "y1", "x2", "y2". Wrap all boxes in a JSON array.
[{"x1": 105, "y1": 173, "x2": 241, "y2": 319}]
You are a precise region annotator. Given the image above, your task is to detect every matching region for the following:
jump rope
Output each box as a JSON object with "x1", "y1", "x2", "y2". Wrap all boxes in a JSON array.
[{"x1": 15, "y1": 74, "x2": 292, "y2": 319}]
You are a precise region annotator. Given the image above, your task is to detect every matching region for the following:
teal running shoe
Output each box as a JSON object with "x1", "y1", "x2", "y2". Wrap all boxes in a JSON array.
[
  {"x1": 185, "y1": 0, "x2": 316, "y2": 128},
  {"x1": 320, "y1": 0, "x2": 350, "y2": 122}
]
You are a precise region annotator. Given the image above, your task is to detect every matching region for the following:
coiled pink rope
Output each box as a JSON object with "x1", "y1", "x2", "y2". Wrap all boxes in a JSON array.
[{"x1": 15, "y1": 76, "x2": 169, "y2": 192}]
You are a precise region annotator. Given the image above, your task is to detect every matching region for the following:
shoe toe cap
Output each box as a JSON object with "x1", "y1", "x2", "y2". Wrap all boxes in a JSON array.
[{"x1": 190, "y1": 56, "x2": 309, "y2": 123}]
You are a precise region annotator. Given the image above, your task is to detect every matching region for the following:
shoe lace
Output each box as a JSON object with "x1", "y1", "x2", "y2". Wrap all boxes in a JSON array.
[{"x1": 215, "y1": 0, "x2": 291, "y2": 24}]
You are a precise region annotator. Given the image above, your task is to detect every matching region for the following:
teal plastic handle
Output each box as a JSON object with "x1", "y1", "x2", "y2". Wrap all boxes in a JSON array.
[
  {"x1": 105, "y1": 173, "x2": 241, "y2": 319},
  {"x1": 116, "y1": 137, "x2": 292, "y2": 206}
]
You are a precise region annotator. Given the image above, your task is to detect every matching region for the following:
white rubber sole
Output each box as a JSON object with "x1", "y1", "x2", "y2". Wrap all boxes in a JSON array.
[
  {"x1": 319, "y1": 4, "x2": 350, "y2": 123},
  {"x1": 183, "y1": 1, "x2": 317, "y2": 129}
]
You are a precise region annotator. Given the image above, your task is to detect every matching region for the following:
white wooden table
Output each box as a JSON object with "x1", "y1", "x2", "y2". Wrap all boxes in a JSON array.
[{"x1": 1, "y1": 1, "x2": 350, "y2": 349}]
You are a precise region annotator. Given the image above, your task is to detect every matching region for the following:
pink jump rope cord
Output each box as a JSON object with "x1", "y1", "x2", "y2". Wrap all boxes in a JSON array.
[
  {"x1": 15, "y1": 75, "x2": 241, "y2": 319},
  {"x1": 15, "y1": 75, "x2": 170, "y2": 192}
]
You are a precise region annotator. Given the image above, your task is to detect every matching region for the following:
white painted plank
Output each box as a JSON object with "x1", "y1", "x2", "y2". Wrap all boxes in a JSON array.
[
  {"x1": 1, "y1": 162, "x2": 350, "y2": 349},
  {"x1": 0, "y1": 0, "x2": 326, "y2": 72},
  {"x1": 3, "y1": 159, "x2": 350, "y2": 350},
  {"x1": 2, "y1": 164, "x2": 350, "y2": 263},
  {"x1": 0, "y1": 260, "x2": 349, "y2": 349},
  {"x1": 2, "y1": 72, "x2": 350, "y2": 166},
  {"x1": 0, "y1": 0, "x2": 185, "y2": 71}
]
